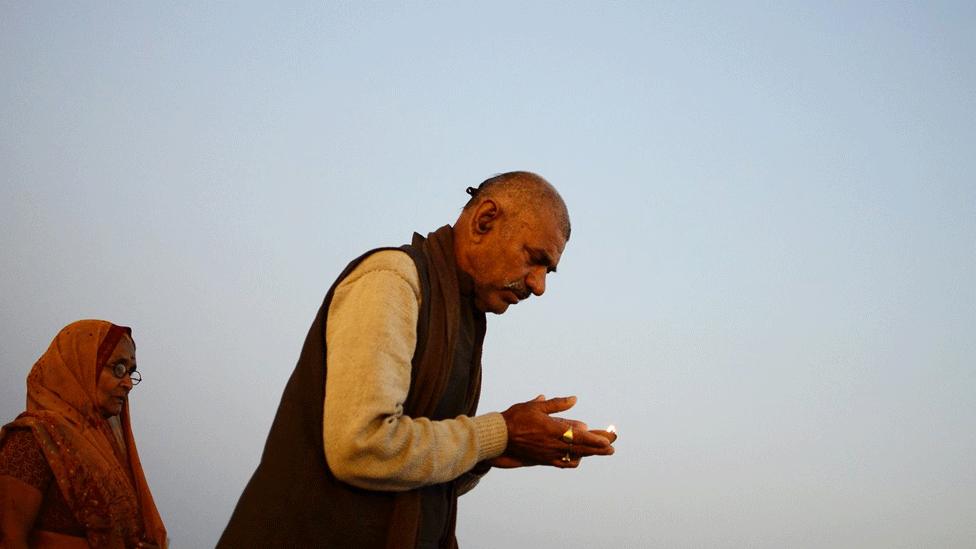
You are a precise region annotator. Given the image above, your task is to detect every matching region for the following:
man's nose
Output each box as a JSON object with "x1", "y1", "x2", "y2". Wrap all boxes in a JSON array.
[{"x1": 526, "y1": 268, "x2": 547, "y2": 296}]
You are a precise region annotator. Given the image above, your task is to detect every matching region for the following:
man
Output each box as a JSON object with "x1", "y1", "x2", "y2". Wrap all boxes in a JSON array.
[{"x1": 218, "y1": 171, "x2": 616, "y2": 548}]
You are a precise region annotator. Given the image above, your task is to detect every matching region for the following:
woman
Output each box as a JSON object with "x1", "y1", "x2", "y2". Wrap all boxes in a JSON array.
[{"x1": 0, "y1": 320, "x2": 167, "y2": 548}]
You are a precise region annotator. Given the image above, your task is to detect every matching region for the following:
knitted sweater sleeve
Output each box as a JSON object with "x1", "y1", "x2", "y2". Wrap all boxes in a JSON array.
[{"x1": 323, "y1": 250, "x2": 508, "y2": 492}]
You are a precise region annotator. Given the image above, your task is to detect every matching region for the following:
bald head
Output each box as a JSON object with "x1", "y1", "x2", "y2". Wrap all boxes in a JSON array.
[{"x1": 461, "y1": 171, "x2": 571, "y2": 241}]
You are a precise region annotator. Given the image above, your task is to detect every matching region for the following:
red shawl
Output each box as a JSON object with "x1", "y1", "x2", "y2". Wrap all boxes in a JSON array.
[{"x1": 0, "y1": 319, "x2": 167, "y2": 548}]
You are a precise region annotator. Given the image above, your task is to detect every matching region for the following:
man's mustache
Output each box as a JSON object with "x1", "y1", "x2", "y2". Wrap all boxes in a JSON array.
[{"x1": 503, "y1": 280, "x2": 531, "y2": 300}]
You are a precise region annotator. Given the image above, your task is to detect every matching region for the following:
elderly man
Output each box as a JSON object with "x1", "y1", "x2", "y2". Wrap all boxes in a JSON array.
[{"x1": 218, "y1": 172, "x2": 615, "y2": 548}]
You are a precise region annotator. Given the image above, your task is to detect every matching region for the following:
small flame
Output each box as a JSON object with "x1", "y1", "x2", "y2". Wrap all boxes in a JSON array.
[{"x1": 607, "y1": 424, "x2": 616, "y2": 434}]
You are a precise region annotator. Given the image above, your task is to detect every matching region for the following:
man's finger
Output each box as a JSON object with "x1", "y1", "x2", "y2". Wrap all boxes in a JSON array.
[
  {"x1": 588, "y1": 429, "x2": 618, "y2": 444},
  {"x1": 541, "y1": 395, "x2": 577, "y2": 414},
  {"x1": 561, "y1": 419, "x2": 589, "y2": 432},
  {"x1": 572, "y1": 430, "x2": 614, "y2": 449},
  {"x1": 556, "y1": 458, "x2": 580, "y2": 469},
  {"x1": 572, "y1": 444, "x2": 615, "y2": 457}
]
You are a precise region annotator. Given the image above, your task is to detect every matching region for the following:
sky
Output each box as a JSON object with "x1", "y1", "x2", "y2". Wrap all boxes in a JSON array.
[{"x1": 1, "y1": 2, "x2": 974, "y2": 547}]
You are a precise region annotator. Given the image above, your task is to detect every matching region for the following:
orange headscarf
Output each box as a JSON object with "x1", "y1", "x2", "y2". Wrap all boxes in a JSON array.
[{"x1": 0, "y1": 319, "x2": 167, "y2": 548}]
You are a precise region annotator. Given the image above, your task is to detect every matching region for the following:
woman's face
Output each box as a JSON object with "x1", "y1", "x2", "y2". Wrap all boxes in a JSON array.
[{"x1": 96, "y1": 334, "x2": 137, "y2": 417}]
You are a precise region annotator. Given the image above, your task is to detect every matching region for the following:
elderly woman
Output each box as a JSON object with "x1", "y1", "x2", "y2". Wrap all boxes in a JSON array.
[{"x1": 0, "y1": 320, "x2": 167, "y2": 548}]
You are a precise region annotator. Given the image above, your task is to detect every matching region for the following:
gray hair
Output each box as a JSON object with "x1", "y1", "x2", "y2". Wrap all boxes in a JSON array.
[{"x1": 463, "y1": 171, "x2": 571, "y2": 240}]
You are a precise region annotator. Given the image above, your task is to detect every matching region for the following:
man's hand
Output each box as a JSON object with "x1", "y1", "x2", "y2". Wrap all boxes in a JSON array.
[
  {"x1": 494, "y1": 395, "x2": 614, "y2": 469},
  {"x1": 588, "y1": 428, "x2": 618, "y2": 444}
]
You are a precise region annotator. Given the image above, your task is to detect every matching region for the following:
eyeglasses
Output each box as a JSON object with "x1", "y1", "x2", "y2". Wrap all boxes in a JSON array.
[{"x1": 107, "y1": 362, "x2": 142, "y2": 386}]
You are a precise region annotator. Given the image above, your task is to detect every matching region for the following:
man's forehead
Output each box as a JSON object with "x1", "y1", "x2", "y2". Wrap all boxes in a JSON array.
[{"x1": 521, "y1": 211, "x2": 566, "y2": 256}]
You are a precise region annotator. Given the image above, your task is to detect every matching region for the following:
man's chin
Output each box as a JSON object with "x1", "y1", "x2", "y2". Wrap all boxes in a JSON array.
[{"x1": 475, "y1": 296, "x2": 511, "y2": 315}]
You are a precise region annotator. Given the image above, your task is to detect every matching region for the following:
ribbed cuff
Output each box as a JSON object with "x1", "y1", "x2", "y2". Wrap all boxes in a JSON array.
[{"x1": 473, "y1": 412, "x2": 508, "y2": 462}]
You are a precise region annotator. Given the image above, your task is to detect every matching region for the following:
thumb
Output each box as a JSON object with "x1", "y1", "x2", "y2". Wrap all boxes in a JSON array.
[
  {"x1": 531, "y1": 394, "x2": 546, "y2": 402},
  {"x1": 542, "y1": 395, "x2": 577, "y2": 414}
]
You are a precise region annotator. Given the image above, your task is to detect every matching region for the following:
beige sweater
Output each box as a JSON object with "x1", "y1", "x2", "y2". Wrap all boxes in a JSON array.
[{"x1": 323, "y1": 250, "x2": 508, "y2": 492}]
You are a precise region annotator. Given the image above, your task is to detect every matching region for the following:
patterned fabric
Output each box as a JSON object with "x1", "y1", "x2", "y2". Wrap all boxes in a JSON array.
[
  {"x1": 0, "y1": 319, "x2": 167, "y2": 548},
  {"x1": 0, "y1": 429, "x2": 86, "y2": 536},
  {"x1": 0, "y1": 428, "x2": 50, "y2": 490}
]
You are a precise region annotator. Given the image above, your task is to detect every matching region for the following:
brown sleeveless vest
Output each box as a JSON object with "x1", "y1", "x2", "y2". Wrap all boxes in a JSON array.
[{"x1": 218, "y1": 225, "x2": 486, "y2": 548}]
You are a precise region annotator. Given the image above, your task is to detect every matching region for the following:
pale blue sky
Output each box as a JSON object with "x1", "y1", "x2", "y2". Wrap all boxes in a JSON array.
[{"x1": 2, "y1": 2, "x2": 974, "y2": 547}]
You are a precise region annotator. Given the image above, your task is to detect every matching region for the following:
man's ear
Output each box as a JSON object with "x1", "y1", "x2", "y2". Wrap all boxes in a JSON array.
[{"x1": 472, "y1": 199, "x2": 499, "y2": 237}]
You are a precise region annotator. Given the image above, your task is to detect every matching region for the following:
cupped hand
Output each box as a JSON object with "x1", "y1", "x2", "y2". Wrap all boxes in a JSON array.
[{"x1": 499, "y1": 395, "x2": 614, "y2": 468}]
